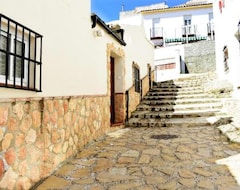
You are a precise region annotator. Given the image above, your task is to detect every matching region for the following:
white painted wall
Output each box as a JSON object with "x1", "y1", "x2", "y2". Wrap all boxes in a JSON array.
[
  {"x1": 0, "y1": 0, "x2": 123, "y2": 98},
  {"x1": 143, "y1": 7, "x2": 213, "y2": 39},
  {"x1": 121, "y1": 24, "x2": 154, "y2": 89},
  {"x1": 155, "y1": 45, "x2": 184, "y2": 82},
  {"x1": 213, "y1": 0, "x2": 240, "y2": 96}
]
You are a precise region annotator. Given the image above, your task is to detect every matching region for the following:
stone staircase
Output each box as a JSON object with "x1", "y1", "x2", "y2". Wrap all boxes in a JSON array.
[{"x1": 126, "y1": 73, "x2": 232, "y2": 128}]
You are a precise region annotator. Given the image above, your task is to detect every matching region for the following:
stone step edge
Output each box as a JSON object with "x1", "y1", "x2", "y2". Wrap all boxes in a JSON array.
[
  {"x1": 127, "y1": 116, "x2": 231, "y2": 126},
  {"x1": 141, "y1": 98, "x2": 221, "y2": 103},
  {"x1": 217, "y1": 119, "x2": 240, "y2": 143},
  {"x1": 137, "y1": 103, "x2": 223, "y2": 110},
  {"x1": 131, "y1": 110, "x2": 222, "y2": 118}
]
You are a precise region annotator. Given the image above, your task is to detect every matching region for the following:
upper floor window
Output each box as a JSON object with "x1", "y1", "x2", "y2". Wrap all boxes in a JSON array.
[
  {"x1": 0, "y1": 14, "x2": 43, "y2": 92},
  {"x1": 183, "y1": 15, "x2": 195, "y2": 36}
]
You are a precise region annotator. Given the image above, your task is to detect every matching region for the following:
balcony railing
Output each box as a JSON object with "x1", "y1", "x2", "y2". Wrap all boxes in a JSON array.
[
  {"x1": 182, "y1": 25, "x2": 196, "y2": 37},
  {"x1": 0, "y1": 14, "x2": 43, "y2": 92},
  {"x1": 150, "y1": 23, "x2": 213, "y2": 47},
  {"x1": 150, "y1": 27, "x2": 163, "y2": 39}
]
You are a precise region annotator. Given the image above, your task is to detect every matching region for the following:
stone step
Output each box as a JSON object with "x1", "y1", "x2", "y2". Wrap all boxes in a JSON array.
[
  {"x1": 131, "y1": 109, "x2": 222, "y2": 119},
  {"x1": 126, "y1": 72, "x2": 231, "y2": 129},
  {"x1": 156, "y1": 81, "x2": 203, "y2": 88},
  {"x1": 217, "y1": 119, "x2": 240, "y2": 143},
  {"x1": 151, "y1": 86, "x2": 203, "y2": 92},
  {"x1": 143, "y1": 93, "x2": 211, "y2": 100},
  {"x1": 136, "y1": 102, "x2": 223, "y2": 112},
  {"x1": 147, "y1": 90, "x2": 204, "y2": 96},
  {"x1": 141, "y1": 98, "x2": 221, "y2": 106},
  {"x1": 126, "y1": 116, "x2": 231, "y2": 128}
]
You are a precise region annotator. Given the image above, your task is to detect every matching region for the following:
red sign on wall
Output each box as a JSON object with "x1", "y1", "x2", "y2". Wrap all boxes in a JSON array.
[{"x1": 219, "y1": 0, "x2": 225, "y2": 13}]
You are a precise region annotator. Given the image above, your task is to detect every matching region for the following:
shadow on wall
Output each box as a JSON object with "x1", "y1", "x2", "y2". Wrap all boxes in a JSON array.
[{"x1": 180, "y1": 55, "x2": 189, "y2": 74}]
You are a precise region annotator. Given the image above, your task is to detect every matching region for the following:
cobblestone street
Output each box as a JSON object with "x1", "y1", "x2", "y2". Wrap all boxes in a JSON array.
[{"x1": 34, "y1": 126, "x2": 240, "y2": 190}]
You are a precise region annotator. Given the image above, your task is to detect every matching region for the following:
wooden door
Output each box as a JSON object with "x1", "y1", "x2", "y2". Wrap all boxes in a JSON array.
[{"x1": 110, "y1": 57, "x2": 115, "y2": 124}]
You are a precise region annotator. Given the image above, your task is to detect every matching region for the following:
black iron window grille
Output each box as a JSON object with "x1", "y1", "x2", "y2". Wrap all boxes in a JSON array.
[
  {"x1": 0, "y1": 14, "x2": 43, "y2": 92},
  {"x1": 133, "y1": 63, "x2": 140, "y2": 93}
]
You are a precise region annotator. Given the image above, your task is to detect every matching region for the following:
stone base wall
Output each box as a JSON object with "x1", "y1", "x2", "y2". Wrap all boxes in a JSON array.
[
  {"x1": 142, "y1": 75, "x2": 150, "y2": 98},
  {"x1": 128, "y1": 87, "x2": 141, "y2": 119},
  {"x1": 184, "y1": 40, "x2": 216, "y2": 73},
  {"x1": 0, "y1": 95, "x2": 113, "y2": 189},
  {"x1": 114, "y1": 93, "x2": 125, "y2": 123}
]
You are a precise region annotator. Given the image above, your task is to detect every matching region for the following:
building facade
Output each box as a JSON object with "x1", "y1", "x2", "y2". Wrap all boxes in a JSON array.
[
  {"x1": 214, "y1": 0, "x2": 240, "y2": 94},
  {"x1": 0, "y1": 1, "x2": 153, "y2": 189},
  {"x1": 212, "y1": 0, "x2": 240, "y2": 118},
  {"x1": 119, "y1": 0, "x2": 215, "y2": 81}
]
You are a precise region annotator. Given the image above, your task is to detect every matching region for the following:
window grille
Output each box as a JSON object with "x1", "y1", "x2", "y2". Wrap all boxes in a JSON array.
[{"x1": 0, "y1": 14, "x2": 43, "y2": 92}]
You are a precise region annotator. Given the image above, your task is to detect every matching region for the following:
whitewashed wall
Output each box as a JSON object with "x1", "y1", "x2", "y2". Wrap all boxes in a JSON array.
[
  {"x1": 155, "y1": 45, "x2": 184, "y2": 82},
  {"x1": 213, "y1": 0, "x2": 240, "y2": 96},
  {"x1": 0, "y1": 0, "x2": 113, "y2": 98},
  {"x1": 143, "y1": 7, "x2": 213, "y2": 39},
  {"x1": 122, "y1": 24, "x2": 154, "y2": 89}
]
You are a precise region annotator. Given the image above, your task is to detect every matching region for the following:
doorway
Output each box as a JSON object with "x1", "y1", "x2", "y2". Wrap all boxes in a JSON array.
[{"x1": 110, "y1": 56, "x2": 115, "y2": 124}]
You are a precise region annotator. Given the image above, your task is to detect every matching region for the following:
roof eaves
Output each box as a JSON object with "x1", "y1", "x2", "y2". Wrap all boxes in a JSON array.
[
  {"x1": 140, "y1": 3, "x2": 212, "y2": 14},
  {"x1": 91, "y1": 14, "x2": 127, "y2": 46}
]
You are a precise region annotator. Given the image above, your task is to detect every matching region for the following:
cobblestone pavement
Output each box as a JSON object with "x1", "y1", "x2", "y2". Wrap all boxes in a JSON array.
[{"x1": 34, "y1": 126, "x2": 240, "y2": 190}]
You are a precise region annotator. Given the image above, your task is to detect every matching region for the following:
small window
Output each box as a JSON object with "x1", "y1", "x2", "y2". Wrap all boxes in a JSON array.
[
  {"x1": 133, "y1": 63, "x2": 140, "y2": 93},
  {"x1": 0, "y1": 14, "x2": 43, "y2": 92}
]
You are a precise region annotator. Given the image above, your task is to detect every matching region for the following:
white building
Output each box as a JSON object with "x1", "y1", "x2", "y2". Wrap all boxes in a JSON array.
[
  {"x1": 119, "y1": 0, "x2": 215, "y2": 81},
  {"x1": 213, "y1": 0, "x2": 240, "y2": 97}
]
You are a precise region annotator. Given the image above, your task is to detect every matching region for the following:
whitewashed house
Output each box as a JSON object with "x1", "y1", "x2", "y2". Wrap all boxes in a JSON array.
[
  {"x1": 213, "y1": 0, "x2": 240, "y2": 117},
  {"x1": 119, "y1": 0, "x2": 215, "y2": 81},
  {"x1": 0, "y1": 0, "x2": 153, "y2": 189}
]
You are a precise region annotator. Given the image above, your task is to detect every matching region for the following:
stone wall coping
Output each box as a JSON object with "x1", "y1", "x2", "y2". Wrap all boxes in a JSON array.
[{"x1": 0, "y1": 94, "x2": 108, "y2": 103}]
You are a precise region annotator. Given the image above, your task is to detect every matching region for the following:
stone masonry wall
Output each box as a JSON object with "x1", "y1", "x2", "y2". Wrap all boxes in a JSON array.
[
  {"x1": 114, "y1": 93, "x2": 125, "y2": 123},
  {"x1": 142, "y1": 75, "x2": 150, "y2": 98},
  {"x1": 184, "y1": 40, "x2": 216, "y2": 73},
  {"x1": 128, "y1": 87, "x2": 141, "y2": 119},
  {"x1": 0, "y1": 95, "x2": 112, "y2": 190}
]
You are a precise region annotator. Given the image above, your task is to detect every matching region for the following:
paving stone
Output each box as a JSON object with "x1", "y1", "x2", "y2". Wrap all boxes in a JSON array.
[
  {"x1": 176, "y1": 145, "x2": 194, "y2": 154},
  {"x1": 138, "y1": 154, "x2": 151, "y2": 164},
  {"x1": 121, "y1": 150, "x2": 139, "y2": 157},
  {"x1": 108, "y1": 182, "x2": 143, "y2": 190},
  {"x1": 108, "y1": 167, "x2": 127, "y2": 175},
  {"x1": 96, "y1": 172, "x2": 139, "y2": 183},
  {"x1": 161, "y1": 154, "x2": 177, "y2": 162},
  {"x1": 54, "y1": 164, "x2": 75, "y2": 176},
  {"x1": 93, "y1": 158, "x2": 114, "y2": 172},
  {"x1": 142, "y1": 148, "x2": 160, "y2": 155},
  {"x1": 145, "y1": 176, "x2": 168, "y2": 185},
  {"x1": 178, "y1": 170, "x2": 196, "y2": 178},
  {"x1": 35, "y1": 176, "x2": 71, "y2": 190},
  {"x1": 118, "y1": 157, "x2": 136, "y2": 164},
  {"x1": 71, "y1": 168, "x2": 90, "y2": 178},
  {"x1": 198, "y1": 179, "x2": 214, "y2": 189},
  {"x1": 74, "y1": 178, "x2": 95, "y2": 185},
  {"x1": 192, "y1": 167, "x2": 214, "y2": 177},
  {"x1": 155, "y1": 167, "x2": 175, "y2": 176},
  {"x1": 142, "y1": 167, "x2": 153, "y2": 176},
  {"x1": 179, "y1": 178, "x2": 196, "y2": 188},
  {"x1": 175, "y1": 153, "x2": 191, "y2": 160},
  {"x1": 157, "y1": 181, "x2": 177, "y2": 190}
]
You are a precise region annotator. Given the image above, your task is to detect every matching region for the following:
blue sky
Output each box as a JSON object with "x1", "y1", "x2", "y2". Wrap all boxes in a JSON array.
[{"x1": 91, "y1": 0, "x2": 189, "y2": 22}]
